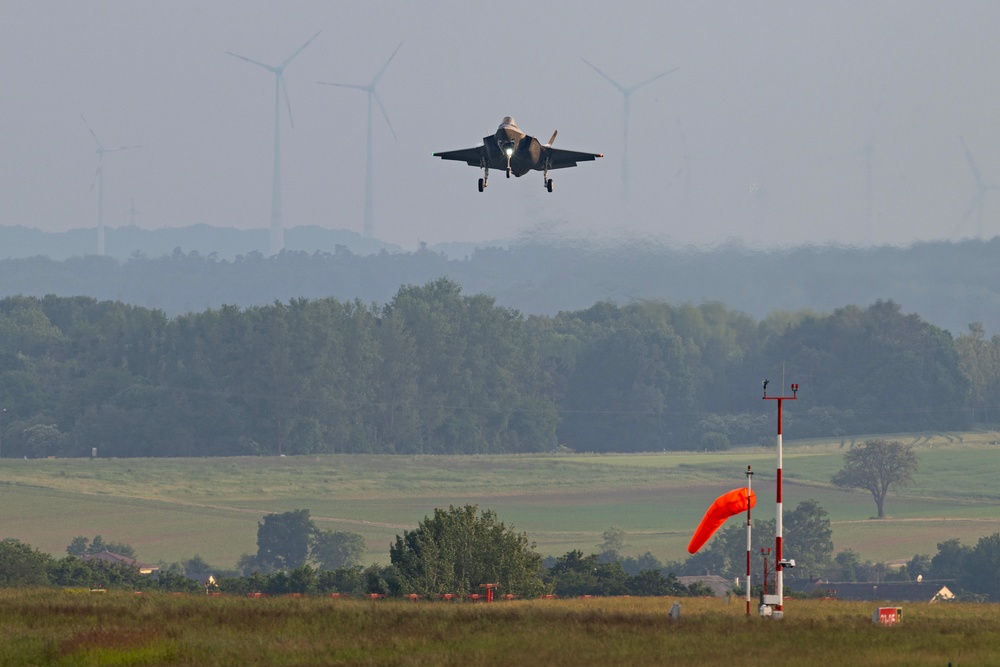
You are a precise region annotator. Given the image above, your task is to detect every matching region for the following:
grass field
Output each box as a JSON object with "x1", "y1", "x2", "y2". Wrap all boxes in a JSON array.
[
  {"x1": 1, "y1": 431, "x2": 999, "y2": 568},
  {"x1": 1, "y1": 590, "x2": 996, "y2": 666}
]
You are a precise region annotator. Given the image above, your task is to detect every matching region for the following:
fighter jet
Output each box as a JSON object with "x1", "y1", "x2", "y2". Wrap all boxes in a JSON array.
[{"x1": 433, "y1": 117, "x2": 602, "y2": 192}]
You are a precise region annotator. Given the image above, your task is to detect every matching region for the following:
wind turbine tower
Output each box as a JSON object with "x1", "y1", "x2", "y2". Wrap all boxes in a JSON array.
[
  {"x1": 861, "y1": 135, "x2": 874, "y2": 245},
  {"x1": 319, "y1": 42, "x2": 402, "y2": 239},
  {"x1": 958, "y1": 134, "x2": 1000, "y2": 240},
  {"x1": 82, "y1": 115, "x2": 140, "y2": 256},
  {"x1": 582, "y1": 58, "x2": 678, "y2": 199},
  {"x1": 227, "y1": 31, "x2": 321, "y2": 255}
]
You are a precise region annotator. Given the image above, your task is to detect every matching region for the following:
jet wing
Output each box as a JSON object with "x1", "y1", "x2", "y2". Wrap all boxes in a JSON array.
[
  {"x1": 434, "y1": 136, "x2": 505, "y2": 167},
  {"x1": 544, "y1": 146, "x2": 603, "y2": 170},
  {"x1": 432, "y1": 145, "x2": 486, "y2": 166}
]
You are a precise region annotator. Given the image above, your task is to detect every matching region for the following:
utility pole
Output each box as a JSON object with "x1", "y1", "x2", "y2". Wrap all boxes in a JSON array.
[
  {"x1": 745, "y1": 465, "x2": 753, "y2": 616},
  {"x1": 762, "y1": 379, "x2": 798, "y2": 619}
]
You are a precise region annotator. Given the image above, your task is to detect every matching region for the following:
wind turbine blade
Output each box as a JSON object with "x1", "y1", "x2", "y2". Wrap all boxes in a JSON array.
[
  {"x1": 281, "y1": 75, "x2": 294, "y2": 129},
  {"x1": 372, "y1": 41, "x2": 403, "y2": 87},
  {"x1": 280, "y1": 30, "x2": 321, "y2": 70},
  {"x1": 81, "y1": 115, "x2": 103, "y2": 150},
  {"x1": 628, "y1": 66, "x2": 679, "y2": 93},
  {"x1": 581, "y1": 58, "x2": 627, "y2": 94},
  {"x1": 226, "y1": 51, "x2": 277, "y2": 72},
  {"x1": 372, "y1": 91, "x2": 397, "y2": 140},
  {"x1": 959, "y1": 134, "x2": 984, "y2": 187},
  {"x1": 317, "y1": 81, "x2": 369, "y2": 91}
]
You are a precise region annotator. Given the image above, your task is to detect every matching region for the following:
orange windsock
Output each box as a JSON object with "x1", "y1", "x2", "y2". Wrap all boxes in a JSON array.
[{"x1": 687, "y1": 487, "x2": 756, "y2": 554}]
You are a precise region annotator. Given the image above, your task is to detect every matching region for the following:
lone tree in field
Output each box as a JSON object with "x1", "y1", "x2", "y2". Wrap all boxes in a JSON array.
[
  {"x1": 256, "y1": 509, "x2": 315, "y2": 572},
  {"x1": 390, "y1": 504, "x2": 546, "y2": 598},
  {"x1": 831, "y1": 439, "x2": 918, "y2": 519}
]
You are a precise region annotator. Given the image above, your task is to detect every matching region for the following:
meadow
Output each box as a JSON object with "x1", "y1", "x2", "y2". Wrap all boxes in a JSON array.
[
  {"x1": 1, "y1": 431, "x2": 999, "y2": 568},
  {"x1": 1, "y1": 589, "x2": 996, "y2": 667}
]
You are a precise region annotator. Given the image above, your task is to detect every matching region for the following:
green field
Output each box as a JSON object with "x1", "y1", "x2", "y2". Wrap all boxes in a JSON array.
[
  {"x1": 1, "y1": 432, "x2": 999, "y2": 568},
  {"x1": 2, "y1": 590, "x2": 997, "y2": 667}
]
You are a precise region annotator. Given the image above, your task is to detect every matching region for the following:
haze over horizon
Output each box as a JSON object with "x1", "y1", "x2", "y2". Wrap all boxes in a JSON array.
[{"x1": 3, "y1": 1, "x2": 999, "y2": 253}]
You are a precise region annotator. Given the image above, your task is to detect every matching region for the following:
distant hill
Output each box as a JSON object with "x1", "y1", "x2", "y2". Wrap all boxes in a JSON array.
[
  {"x1": 1, "y1": 225, "x2": 999, "y2": 335},
  {"x1": 0, "y1": 224, "x2": 403, "y2": 261}
]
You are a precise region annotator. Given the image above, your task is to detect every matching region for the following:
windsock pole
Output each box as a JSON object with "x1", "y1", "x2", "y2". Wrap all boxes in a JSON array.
[
  {"x1": 763, "y1": 380, "x2": 798, "y2": 618},
  {"x1": 745, "y1": 465, "x2": 753, "y2": 616}
]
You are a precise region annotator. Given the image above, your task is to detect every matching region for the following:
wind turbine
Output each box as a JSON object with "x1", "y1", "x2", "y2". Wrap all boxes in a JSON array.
[
  {"x1": 861, "y1": 134, "x2": 874, "y2": 244},
  {"x1": 227, "y1": 31, "x2": 321, "y2": 255},
  {"x1": 957, "y1": 134, "x2": 1000, "y2": 240},
  {"x1": 581, "y1": 58, "x2": 678, "y2": 199},
  {"x1": 81, "y1": 115, "x2": 140, "y2": 256},
  {"x1": 318, "y1": 42, "x2": 402, "y2": 239}
]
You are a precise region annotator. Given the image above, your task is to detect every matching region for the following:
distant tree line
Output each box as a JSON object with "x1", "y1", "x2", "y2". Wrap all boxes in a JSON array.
[
  {"x1": 0, "y1": 503, "x2": 717, "y2": 598},
  {"x1": 7, "y1": 499, "x2": 1000, "y2": 600},
  {"x1": 5, "y1": 236, "x2": 1000, "y2": 335},
  {"x1": 0, "y1": 284, "x2": 988, "y2": 456}
]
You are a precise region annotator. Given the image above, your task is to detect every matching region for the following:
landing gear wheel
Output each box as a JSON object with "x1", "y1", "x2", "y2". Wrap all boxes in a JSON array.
[
  {"x1": 546, "y1": 179, "x2": 553, "y2": 193},
  {"x1": 478, "y1": 178, "x2": 485, "y2": 192},
  {"x1": 506, "y1": 168, "x2": 511, "y2": 179}
]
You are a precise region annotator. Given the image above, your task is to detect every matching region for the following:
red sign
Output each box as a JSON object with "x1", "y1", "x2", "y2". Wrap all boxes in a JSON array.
[{"x1": 873, "y1": 607, "x2": 902, "y2": 625}]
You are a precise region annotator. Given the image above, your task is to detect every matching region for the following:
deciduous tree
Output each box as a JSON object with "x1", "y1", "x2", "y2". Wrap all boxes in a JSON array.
[
  {"x1": 255, "y1": 509, "x2": 315, "y2": 572},
  {"x1": 832, "y1": 439, "x2": 918, "y2": 518},
  {"x1": 311, "y1": 530, "x2": 366, "y2": 570},
  {"x1": 597, "y1": 526, "x2": 627, "y2": 562},
  {"x1": 784, "y1": 499, "x2": 834, "y2": 578},
  {"x1": 390, "y1": 504, "x2": 545, "y2": 597},
  {"x1": 0, "y1": 539, "x2": 51, "y2": 586}
]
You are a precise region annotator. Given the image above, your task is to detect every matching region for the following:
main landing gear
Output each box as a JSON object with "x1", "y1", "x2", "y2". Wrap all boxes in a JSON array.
[
  {"x1": 478, "y1": 159, "x2": 488, "y2": 192},
  {"x1": 543, "y1": 159, "x2": 553, "y2": 192}
]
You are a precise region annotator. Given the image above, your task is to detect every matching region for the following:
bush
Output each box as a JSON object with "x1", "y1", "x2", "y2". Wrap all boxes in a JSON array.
[{"x1": 700, "y1": 432, "x2": 730, "y2": 451}]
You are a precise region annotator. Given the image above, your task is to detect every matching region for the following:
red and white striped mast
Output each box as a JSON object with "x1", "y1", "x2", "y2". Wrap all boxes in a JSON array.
[
  {"x1": 745, "y1": 465, "x2": 753, "y2": 616},
  {"x1": 762, "y1": 379, "x2": 798, "y2": 618}
]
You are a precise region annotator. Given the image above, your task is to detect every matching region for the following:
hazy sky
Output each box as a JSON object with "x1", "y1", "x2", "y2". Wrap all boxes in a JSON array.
[{"x1": 3, "y1": 1, "x2": 1000, "y2": 251}]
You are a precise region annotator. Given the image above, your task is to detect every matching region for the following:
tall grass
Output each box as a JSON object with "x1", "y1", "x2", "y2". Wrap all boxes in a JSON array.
[{"x1": 0, "y1": 589, "x2": 996, "y2": 666}]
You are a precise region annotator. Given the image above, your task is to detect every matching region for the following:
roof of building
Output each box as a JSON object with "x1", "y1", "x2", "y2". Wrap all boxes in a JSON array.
[
  {"x1": 803, "y1": 579, "x2": 955, "y2": 602},
  {"x1": 81, "y1": 551, "x2": 160, "y2": 574},
  {"x1": 677, "y1": 575, "x2": 736, "y2": 598}
]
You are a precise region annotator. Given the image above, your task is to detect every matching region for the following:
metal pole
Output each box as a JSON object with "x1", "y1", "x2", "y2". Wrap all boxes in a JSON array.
[
  {"x1": 763, "y1": 381, "x2": 797, "y2": 618},
  {"x1": 776, "y1": 396, "x2": 783, "y2": 614},
  {"x1": 745, "y1": 465, "x2": 753, "y2": 616}
]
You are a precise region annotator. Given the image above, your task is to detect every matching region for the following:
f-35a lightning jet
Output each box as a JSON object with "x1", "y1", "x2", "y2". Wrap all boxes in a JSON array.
[{"x1": 433, "y1": 117, "x2": 602, "y2": 192}]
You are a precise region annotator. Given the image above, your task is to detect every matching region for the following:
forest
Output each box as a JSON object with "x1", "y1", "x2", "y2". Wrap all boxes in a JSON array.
[
  {"x1": 0, "y1": 281, "x2": 992, "y2": 458},
  {"x1": 4, "y1": 234, "x2": 1000, "y2": 335}
]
